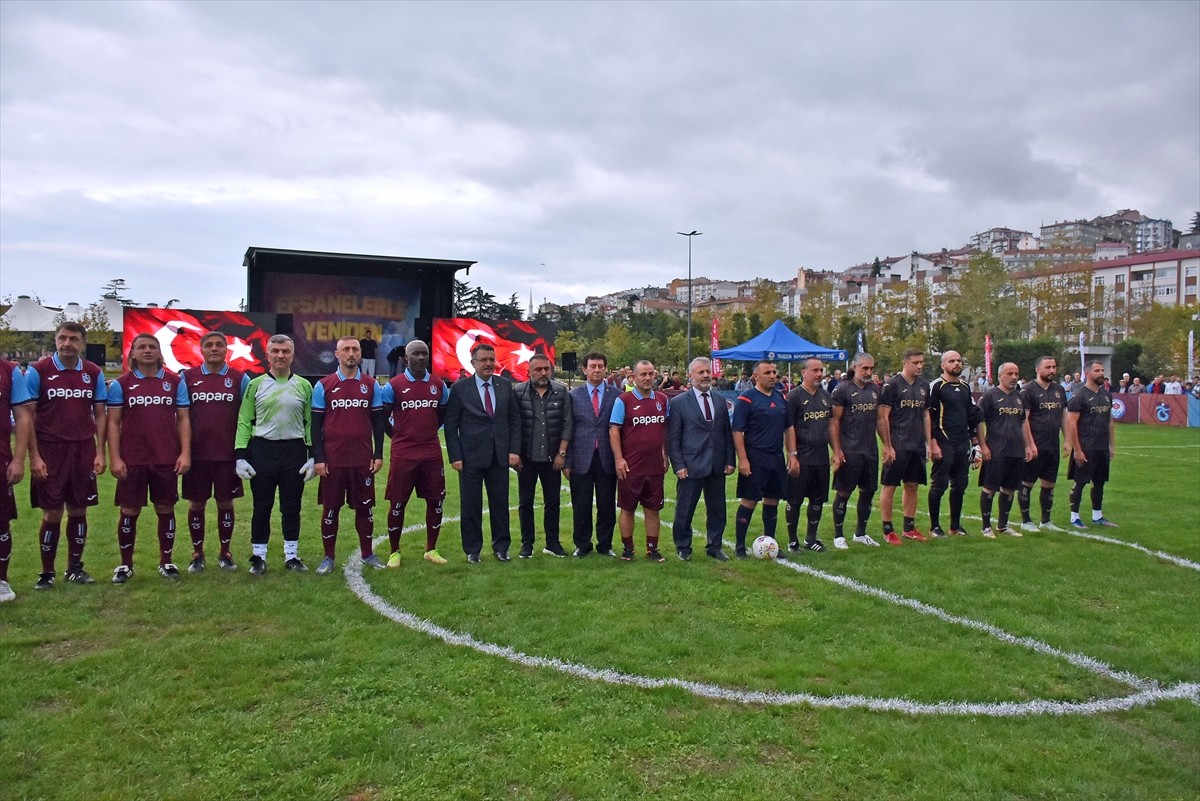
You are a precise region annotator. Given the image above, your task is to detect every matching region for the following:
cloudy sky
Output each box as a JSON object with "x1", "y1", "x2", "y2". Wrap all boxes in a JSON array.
[{"x1": 2, "y1": 0, "x2": 1197, "y2": 313}]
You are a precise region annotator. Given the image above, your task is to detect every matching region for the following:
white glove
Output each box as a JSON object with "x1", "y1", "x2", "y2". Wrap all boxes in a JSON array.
[
  {"x1": 299, "y1": 457, "x2": 316, "y2": 482},
  {"x1": 235, "y1": 459, "x2": 257, "y2": 479}
]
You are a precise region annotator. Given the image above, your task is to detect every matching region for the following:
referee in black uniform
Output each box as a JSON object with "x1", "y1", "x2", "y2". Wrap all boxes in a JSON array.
[{"x1": 926, "y1": 351, "x2": 981, "y2": 537}]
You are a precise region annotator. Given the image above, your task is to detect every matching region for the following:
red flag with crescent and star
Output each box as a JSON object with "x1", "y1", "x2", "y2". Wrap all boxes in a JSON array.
[
  {"x1": 431, "y1": 317, "x2": 558, "y2": 383},
  {"x1": 122, "y1": 308, "x2": 276, "y2": 375}
]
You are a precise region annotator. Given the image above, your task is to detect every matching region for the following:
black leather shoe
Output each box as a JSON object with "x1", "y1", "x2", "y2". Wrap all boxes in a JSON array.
[
  {"x1": 735, "y1": 549, "x2": 749, "y2": 560},
  {"x1": 494, "y1": 551, "x2": 511, "y2": 562},
  {"x1": 466, "y1": 553, "x2": 481, "y2": 564},
  {"x1": 709, "y1": 550, "x2": 730, "y2": 562},
  {"x1": 518, "y1": 544, "x2": 533, "y2": 559}
]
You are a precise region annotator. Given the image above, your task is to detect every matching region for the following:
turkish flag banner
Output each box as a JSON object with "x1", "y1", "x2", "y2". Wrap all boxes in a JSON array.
[
  {"x1": 122, "y1": 308, "x2": 277, "y2": 375},
  {"x1": 431, "y1": 317, "x2": 558, "y2": 383}
]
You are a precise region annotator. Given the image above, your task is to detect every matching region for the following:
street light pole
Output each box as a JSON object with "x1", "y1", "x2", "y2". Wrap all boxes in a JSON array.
[{"x1": 677, "y1": 230, "x2": 702, "y2": 369}]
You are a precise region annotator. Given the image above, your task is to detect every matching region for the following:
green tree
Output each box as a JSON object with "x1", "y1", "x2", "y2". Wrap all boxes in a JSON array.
[
  {"x1": 1130, "y1": 302, "x2": 1200, "y2": 377},
  {"x1": 947, "y1": 253, "x2": 1026, "y2": 363},
  {"x1": 101, "y1": 278, "x2": 136, "y2": 306}
]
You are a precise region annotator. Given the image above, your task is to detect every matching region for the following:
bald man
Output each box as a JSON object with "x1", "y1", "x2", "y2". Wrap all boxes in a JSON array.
[
  {"x1": 977, "y1": 362, "x2": 1036, "y2": 537},
  {"x1": 926, "y1": 350, "x2": 981, "y2": 537}
]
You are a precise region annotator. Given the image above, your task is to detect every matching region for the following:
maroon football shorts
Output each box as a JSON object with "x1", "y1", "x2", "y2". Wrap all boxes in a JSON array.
[
  {"x1": 31, "y1": 439, "x2": 99, "y2": 509},
  {"x1": 318, "y1": 466, "x2": 377, "y2": 510},
  {"x1": 384, "y1": 458, "x2": 446, "y2": 504},
  {"x1": 617, "y1": 472, "x2": 665, "y2": 512},
  {"x1": 181, "y1": 460, "x2": 244, "y2": 502},
  {"x1": 1, "y1": 467, "x2": 17, "y2": 526},
  {"x1": 114, "y1": 464, "x2": 179, "y2": 508}
]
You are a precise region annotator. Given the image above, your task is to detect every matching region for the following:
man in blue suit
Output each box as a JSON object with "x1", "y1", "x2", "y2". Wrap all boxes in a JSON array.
[
  {"x1": 668, "y1": 357, "x2": 735, "y2": 561},
  {"x1": 444, "y1": 343, "x2": 521, "y2": 563},
  {"x1": 564, "y1": 351, "x2": 618, "y2": 558}
]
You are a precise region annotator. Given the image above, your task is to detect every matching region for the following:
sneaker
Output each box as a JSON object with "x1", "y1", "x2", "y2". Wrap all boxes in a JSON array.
[
  {"x1": 284, "y1": 557, "x2": 308, "y2": 572},
  {"x1": 188, "y1": 556, "x2": 206, "y2": 574},
  {"x1": 217, "y1": 555, "x2": 237, "y2": 571},
  {"x1": 316, "y1": 556, "x2": 336, "y2": 576},
  {"x1": 362, "y1": 555, "x2": 386, "y2": 570},
  {"x1": 571, "y1": 547, "x2": 592, "y2": 558},
  {"x1": 948, "y1": 528, "x2": 967, "y2": 536},
  {"x1": 1094, "y1": 517, "x2": 1118, "y2": 528},
  {"x1": 65, "y1": 564, "x2": 96, "y2": 584},
  {"x1": 930, "y1": 526, "x2": 947, "y2": 538},
  {"x1": 248, "y1": 555, "x2": 267, "y2": 575},
  {"x1": 982, "y1": 529, "x2": 997, "y2": 539},
  {"x1": 787, "y1": 540, "x2": 802, "y2": 553},
  {"x1": 387, "y1": 551, "x2": 402, "y2": 568},
  {"x1": 804, "y1": 539, "x2": 826, "y2": 552},
  {"x1": 646, "y1": 549, "x2": 665, "y2": 564},
  {"x1": 34, "y1": 572, "x2": 55, "y2": 590},
  {"x1": 1040, "y1": 522, "x2": 1066, "y2": 533},
  {"x1": 884, "y1": 532, "x2": 903, "y2": 546},
  {"x1": 518, "y1": 544, "x2": 534, "y2": 559},
  {"x1": 423, "y1": 549, "x2": 448, "y2": 565},
  {"x1": 833, "y1": 537, "x2": 849, "y2": 550},
  {"x1": 158, "y1": 563, "x2": 181, "y2": 580},
  {"x1": 1069, "y1": 518, "x2": 1087, "y2": 530},
  {"x1": 853, "y1": 534, "x2": 881, "y2": 547},
  {"x1": 1019, "y1": 521, "x2": 1040, "y2": 533},
  {"x1": 902, "y1": 529, "x2": 928, "y2": 542},
  {"x1": 599, "y1": 549, "x2": 619, "y2": 558},
  {"x1": 734, "y1": 548, "x2": 749, "y2": 560},
  {"x1": 112, "y1": 565, "x2": 133, "y2": 584},
  {"x1": 542, "y1": 545, "x2": 567, "y2": 558},
  {"x1": 677, "y1": 549, "x2": 692, "y2": 561},
  {"x1": 620, "y1": 548, "x2": 634, "y2": 561},
  {"x1": 1004, "y1": 527, "x2": 1023, "y2": 538},
  {"x1": 0, "y1": 580, "x2": 14, "y2": 603}
]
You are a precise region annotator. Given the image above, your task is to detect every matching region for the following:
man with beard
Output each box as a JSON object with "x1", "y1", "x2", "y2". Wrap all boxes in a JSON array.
[
  {"x1": 667, "y1": 357, "x2": 734, "y2": 561},
  {"x1": 1066, "y1": 362, "x2": 1118, "y2": 529},
  {"x1": 380, "y1": 340, "x2": 450, "y2": 566},
  {"x1": 976, "y1": 362, "x2": 1036, "y2": 538},
  {"x1": 732, "y1": 360, "x2": 794, "y2": 559},
  {"x1": 877, "y1": 349, "x2": 931, "y2": 545},
  {"x1": 1018, "y1": 356, "x2": 1069, "y2": 532},
  {"x1": 514, "y1": 354, "x2": 574, "y2": 558},
  {"x1": 829, "y1": 353, "x2": 882, "y2": 548},
  {"x1": 609, "y1": 360, "x2": 670, "y2": 562},
  {"x1": 926, "y1": 350, "x2": 981, "y2": 537},
  {"x1": 784, "y1": 358, "x2": 834, "y2": 552},
  {"x1": 180, "y1": 332, "x2": 250, "y2": 572},
  {"x1": 106, "y1": 334, "x2": 191, "y2": 582},
  {"x1": 310, "y1": 336, "x2": 386, "y2": 575}
]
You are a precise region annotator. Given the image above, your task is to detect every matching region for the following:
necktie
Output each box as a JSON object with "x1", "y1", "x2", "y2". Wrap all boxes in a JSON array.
[
  {"x1": 701, "y1": 392, "x2": 713, "y2": 422},
  {"x1": 592, "y1": 387, "x2": 601, "y2": 417},
  {"x1": 483, "y1": 382, "x2": 494, "y2": 417}
]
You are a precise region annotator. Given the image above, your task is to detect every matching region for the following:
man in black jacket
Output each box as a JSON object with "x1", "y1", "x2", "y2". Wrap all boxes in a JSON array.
[{"x1": 514, "y1": 354, "x2": 574, "y2": 558}]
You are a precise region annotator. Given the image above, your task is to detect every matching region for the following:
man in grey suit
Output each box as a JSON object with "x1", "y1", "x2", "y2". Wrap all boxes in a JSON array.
[
  {"x1": 564, "y1": 351, "x2": 618, "y2": 558},
  {"x1": 668, "y1": 357, "x2": 735, "y2": 561},
  {"x1": 443, "y1": 343, "x2": 521, "y2": 563}
]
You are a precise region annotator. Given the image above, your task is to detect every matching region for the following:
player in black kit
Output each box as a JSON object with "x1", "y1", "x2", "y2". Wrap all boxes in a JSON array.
[
  {"x1": 1018, "y1": 356, "x2": 1068, "y2": 532},
  {"x1": 877, "y1": 349, "x2": 932, "y2": 545},
  {"x1": 829, "y1": 353, "x2": 882, "y2": 548},
  {"x1": 977, "y1": 362, "x2": 1035, "y2": 537},
  {"x1": 785, "y1": 358, "x2": 833, "y2": 552},
  {"x1": 926, "y1": 350, "x2": 981, "y2": 537},
  {"x1": 1066, "y1": 361, "x2": 1118, "y2": 529}
]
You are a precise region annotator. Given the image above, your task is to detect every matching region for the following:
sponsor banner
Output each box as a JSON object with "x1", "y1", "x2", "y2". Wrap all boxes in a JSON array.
[
  {"x1": 431, "y1": 317, "x2": 557, "y2": 383},
  {"x1": 261, "y1": 273, "x2": 421, "y2": 375},
  {"x1": 122, "y1": 308, "x2": 276, "y2": 374},
  {"x1": 1110, "y1": 396, "x2": 1138, "y2": 424},
  {"x1": 1140, "y1": 394, "x2": 1188, "y2": 427}
]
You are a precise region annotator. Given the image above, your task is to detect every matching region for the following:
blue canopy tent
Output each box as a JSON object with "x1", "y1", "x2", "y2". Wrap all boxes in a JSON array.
[{"x1": 712, "y1": 320, "x2": 847, "y2": 362}]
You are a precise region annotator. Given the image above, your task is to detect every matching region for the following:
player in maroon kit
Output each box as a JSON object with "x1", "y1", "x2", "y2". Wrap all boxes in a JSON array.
[
  {"x1": 25, "y1": 322, "x2": 108, "y2": 589},
  {"x1": 180, "y1": 332, "x2": 250, "y2": 572},
  {"x1": 379, "y1": 340, "x2": 450, "y2": 566},
  {"x1": 311, "y1": 336, "x2": 386, "y2": 575},
  {"x1": 609, "y1": 360, "x2": 670, "y2": 562},
  {"x1": 107, "y1": 333, "x2": 192, "y2": 582},
  {"x1": 0, "y1": 357, "x2": 34, "y2": 602}
]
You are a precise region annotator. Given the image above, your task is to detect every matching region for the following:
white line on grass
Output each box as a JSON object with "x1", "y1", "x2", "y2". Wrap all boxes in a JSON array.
[{"x1": 345, "y1": 521, "x2": 1200, "y2": 716}]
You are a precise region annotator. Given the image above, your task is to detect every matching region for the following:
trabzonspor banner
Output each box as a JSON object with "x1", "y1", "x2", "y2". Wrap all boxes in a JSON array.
[
  {"x1": 261, "y1": 273, "x2": 421, "y2": 375},
  {"x1": 431, "y1": 317, "x2": 557, "y2": 383},
  {"x1": 122, "y1": 309, "x2": 276, "y2": 374}
]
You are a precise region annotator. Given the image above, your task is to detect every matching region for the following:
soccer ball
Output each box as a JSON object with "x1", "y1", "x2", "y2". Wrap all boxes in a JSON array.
[{"x1": 751, "y1": 535, "x2": 779, "y2": 560}]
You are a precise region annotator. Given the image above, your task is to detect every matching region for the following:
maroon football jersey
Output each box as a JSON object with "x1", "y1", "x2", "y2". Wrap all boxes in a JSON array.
[
  {"x1": 29, "y1": 355, "x2": 106, "y2": 443},
  {"x1": 386, "y1": 372, "x2": 447, "y2": 462},
  {"x1": 1, "y1": 358, "x2": 33, "y2": 465},
  {"x1": 109, "y1": 369, "x2": 189, "y2": 466},
  {"x1": 614, "y1": 390, "x2": 668, "y2": 476},
  {"x1": 314, "y1": 371, "x2": 379, "y2": 468},
  {"x1": 182, "y1": 365, "x2": 246, "y2": 462}
]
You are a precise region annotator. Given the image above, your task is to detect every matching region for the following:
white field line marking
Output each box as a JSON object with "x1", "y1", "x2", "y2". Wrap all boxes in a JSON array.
[
  {"x1": 949, "y1": 514, "x2": 1200, "y2": 571},
  {"x1": 1117, "y1": 445, "x2": 1199, "y2": 449},
  {"x1": 352, "y1": 515, "x2": 1200, "y2": 716}
]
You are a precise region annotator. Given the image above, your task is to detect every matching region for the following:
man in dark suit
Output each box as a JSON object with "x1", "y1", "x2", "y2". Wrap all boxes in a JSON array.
[
  {"x1": 564, "y1": 351, "x2": 618, "y2": 558},
  {"x1": 668, "y1": 357, "x2": 735, "y2": 561},
  {"x1": 443, "y1": 343, "x2": 521, "y2": 563}
]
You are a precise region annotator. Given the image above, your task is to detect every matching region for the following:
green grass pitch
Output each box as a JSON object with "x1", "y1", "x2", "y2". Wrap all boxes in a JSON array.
[{"x1": 2, "y1": 424, "x2": 1197, "y2": 800}]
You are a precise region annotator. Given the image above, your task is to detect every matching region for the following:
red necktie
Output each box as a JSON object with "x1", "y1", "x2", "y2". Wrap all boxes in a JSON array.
[
  {"x1": 483, "y1": 382, "x2": 494, "y2": 417},
  {"x1": 701, "y1": 392, "x2": 713, "y2": 422},
  {"x1": 592, "y1": 387, "x2": 600, "y2": 417}
]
